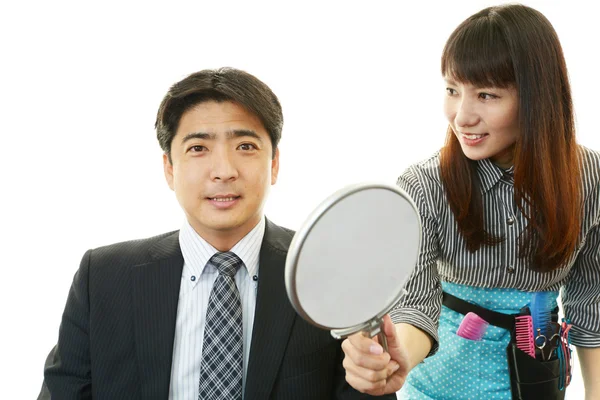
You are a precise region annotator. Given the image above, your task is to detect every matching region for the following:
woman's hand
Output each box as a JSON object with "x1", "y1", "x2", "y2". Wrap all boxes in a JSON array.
[{"x1": 341, "y1": 314, "x2": 411, "y2": 395}]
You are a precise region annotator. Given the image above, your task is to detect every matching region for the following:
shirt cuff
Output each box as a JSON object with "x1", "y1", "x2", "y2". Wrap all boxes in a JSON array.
[
  {"x1": 389, "y1": 307, "x2": 439, "y2": 357},
  {"x1": 569, "y1": 324, "x2": 600, "y2": 348}
]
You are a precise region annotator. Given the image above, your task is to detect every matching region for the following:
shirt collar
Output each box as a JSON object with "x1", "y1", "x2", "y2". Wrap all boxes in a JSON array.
[
  {"x1": 179, "y1": 217, "x2": 265, "y2": 283},
  {"x1": 476, "y1": 158, "x2": 514, "y2": 194}
]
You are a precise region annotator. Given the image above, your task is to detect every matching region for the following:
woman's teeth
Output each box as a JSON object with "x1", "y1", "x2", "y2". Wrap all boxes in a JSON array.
[{"x1": 464, "y1": 133, "x2": 486, "y2": 139}]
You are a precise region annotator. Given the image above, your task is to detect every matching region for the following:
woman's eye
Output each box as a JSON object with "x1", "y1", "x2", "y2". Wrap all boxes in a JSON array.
[
  {"x1": 479, "y1": 92, "x2": 498, "y2": 100},
  {"x1": 446, "y1": 88, "x2": 457, "y2": 95}
]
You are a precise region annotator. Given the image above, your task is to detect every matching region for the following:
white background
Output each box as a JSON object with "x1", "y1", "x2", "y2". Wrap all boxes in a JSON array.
[{"x1": 1, "y1": 0, "x2": 597, "y2": 398}]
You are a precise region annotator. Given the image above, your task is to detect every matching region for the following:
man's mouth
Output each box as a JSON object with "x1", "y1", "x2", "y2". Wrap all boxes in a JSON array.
[{"x1": 208, "y1": 196, "x2": 240, "y2": 202}]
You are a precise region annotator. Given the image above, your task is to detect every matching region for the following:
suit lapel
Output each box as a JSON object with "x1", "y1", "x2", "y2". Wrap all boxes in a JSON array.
[
  {"x1": 131, "y1": 232, "x2": 183, "y2": 399},
  {"x1": 245, "y1": 219, "x2": 297, "y2": 399}
]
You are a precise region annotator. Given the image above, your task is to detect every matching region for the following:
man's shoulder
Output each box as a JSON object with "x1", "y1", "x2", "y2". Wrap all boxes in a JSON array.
[
  {"x1": 264, "y1": 219, "x2": 295, "y2": 254},
  {"x1": 86, "y1": 230, "x2": 180, "y2": 268}
]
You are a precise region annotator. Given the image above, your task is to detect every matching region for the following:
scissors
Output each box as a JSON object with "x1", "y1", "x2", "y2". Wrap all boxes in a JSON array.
[{"x1": 534, "y1": 328, "x2": 560, "y2": 361}]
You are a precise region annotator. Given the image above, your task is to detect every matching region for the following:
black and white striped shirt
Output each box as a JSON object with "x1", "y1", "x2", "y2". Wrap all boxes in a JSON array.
[{"x1": 389, "y1": 146, "x2": 600, "y2": 354}]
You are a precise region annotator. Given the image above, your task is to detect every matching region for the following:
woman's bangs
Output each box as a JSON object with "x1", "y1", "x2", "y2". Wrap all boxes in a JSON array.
[{"x1": 442, "y1": 17, "x2": 515, "y2": 88}]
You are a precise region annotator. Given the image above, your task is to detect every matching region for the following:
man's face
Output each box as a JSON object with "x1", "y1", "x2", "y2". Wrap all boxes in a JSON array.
[{"x1": 164, "y1": 101, "x2": 279, "y2": 248}]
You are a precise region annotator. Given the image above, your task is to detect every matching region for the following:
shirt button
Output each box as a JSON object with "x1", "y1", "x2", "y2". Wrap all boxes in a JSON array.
[
  {"x1": 252, "y1": 275, "x2": 258, "y2": 281},
  {"x1": 190, "y1": 275, "x2": 196, "y2": 282},
  {"x1": 507, "y1": 217, "x2": 514, "y2": 225},
  {"x1": 507, "y1": 266, "x2": 515, "y2": 274}
]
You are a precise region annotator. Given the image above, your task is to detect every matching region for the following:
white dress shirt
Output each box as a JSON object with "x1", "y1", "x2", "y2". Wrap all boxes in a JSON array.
[{"x1": 169, "y1": 217, "x2": 265, "y2": 400}]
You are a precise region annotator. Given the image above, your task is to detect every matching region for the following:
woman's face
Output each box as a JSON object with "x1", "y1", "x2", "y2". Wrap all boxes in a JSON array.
[{"x1": 444, "y1": 78, "x2": 520, "y2": 169}]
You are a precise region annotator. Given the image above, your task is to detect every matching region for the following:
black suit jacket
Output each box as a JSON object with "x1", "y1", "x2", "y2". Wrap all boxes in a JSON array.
[{"x1": 39, "y1": 219, "x2": 395, "y2": 400}]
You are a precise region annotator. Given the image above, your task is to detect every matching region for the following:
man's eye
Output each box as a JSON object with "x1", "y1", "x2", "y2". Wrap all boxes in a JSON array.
[
  {"x1": 238, "y1": 143, "x2": 257, "y2": 151},
  {"x1": 446, "y1": 88, "x2": 457, "y2": 95},
  {"x1": 189, "y1": 145, "x2": 207, "y2": 152}
]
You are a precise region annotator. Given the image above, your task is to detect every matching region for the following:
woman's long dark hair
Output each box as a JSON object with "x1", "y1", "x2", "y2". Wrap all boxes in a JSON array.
[{"x1": 440, "y1": 4, "x2": 581, "y2": 272}]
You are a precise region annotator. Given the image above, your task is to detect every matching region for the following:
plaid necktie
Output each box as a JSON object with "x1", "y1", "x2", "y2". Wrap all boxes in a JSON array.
[{"x1": 198, "y1": 252, "x2": 244, "y2": 400}]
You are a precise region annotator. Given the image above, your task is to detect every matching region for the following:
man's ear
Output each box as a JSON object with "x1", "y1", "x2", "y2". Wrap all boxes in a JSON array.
[
  {"x1": 271, "y1": 147, "x2": 280, "y2": 185},
  {"x1": 163, "y1": 153, "x2": 175, "y2": 191}
]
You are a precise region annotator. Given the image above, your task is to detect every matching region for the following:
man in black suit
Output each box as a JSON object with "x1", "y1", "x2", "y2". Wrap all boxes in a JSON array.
[{"x1": 39, "y1": 68, "x2": 398, "y2": 399}]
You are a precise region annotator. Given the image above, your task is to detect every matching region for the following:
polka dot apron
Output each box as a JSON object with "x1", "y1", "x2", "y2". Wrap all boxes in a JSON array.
[{"x1": 399, "y1": 282, "x2": 558, "y2": 400}]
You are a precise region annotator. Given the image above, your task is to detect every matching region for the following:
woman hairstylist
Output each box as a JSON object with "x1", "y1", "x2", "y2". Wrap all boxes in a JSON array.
[{"x1": 341, "y1": 4, "x2": 600, "y2": 399}]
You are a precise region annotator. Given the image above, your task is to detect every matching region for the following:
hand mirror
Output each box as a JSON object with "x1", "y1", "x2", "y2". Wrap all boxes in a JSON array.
[{"x1": 285, "y1": 183, "x2": 421, "y2": 350}]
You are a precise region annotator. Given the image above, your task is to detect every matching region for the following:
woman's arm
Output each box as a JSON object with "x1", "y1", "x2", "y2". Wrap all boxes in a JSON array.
[
  {"x1": 395, "y1": 322, "x2": 434, "y2": 371},
  {"x1": 578, "y1": 346, "x2": 600, "y2": 400}
]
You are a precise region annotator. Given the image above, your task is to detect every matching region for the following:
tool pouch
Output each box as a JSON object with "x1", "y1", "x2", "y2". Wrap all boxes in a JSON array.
[{"x1": 443, "y1": 291, "x2": 568, "y2": 400}]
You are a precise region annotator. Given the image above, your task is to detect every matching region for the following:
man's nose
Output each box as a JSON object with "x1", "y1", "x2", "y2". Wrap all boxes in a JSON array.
[{"x1": 210, "y1": 148, "x2": 239, "y2": 182}]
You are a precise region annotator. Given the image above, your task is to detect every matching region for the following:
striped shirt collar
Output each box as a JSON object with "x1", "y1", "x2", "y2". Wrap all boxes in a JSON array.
[
  {"x1": 179, "y1": 217, "x2": 265, "y2": 285},
  {"x1": 476, "y1": 158, "x2": 514, "y2": 194}
]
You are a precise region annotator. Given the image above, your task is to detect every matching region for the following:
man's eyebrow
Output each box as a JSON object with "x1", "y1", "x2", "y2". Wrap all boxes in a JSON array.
[
  {"x1": 227, "y1": 130, "x2": 263, "y2": 143},
  {"x1": 180, "y1": 130, "x2": 264, "y2": 144},
  {"x1": 181, "y1": 132, "x2": 215, "y2": 143}
]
